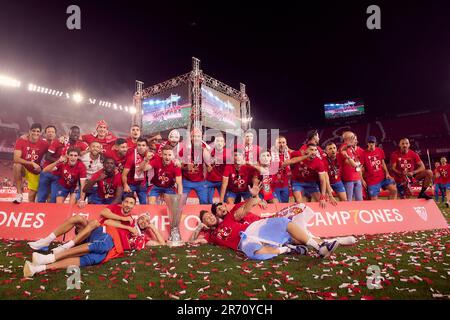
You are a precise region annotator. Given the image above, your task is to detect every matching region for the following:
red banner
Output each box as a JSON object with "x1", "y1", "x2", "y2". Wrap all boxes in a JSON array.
[{"x1": 0, "y1": 200, "x2": 447, "y2": 241}]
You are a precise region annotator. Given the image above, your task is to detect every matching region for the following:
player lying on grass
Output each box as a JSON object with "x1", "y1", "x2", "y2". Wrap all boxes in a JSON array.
[
  {"x1": 189, "y1": 183, "x2": 341, "y2": 260},
  {"x1": 24, "y1": 196, "x2": 165, "y2": 278}
]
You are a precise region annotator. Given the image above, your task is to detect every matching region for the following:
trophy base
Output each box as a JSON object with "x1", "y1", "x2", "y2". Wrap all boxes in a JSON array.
[{"x1": 167, "y1": 240, "x2": 185, "y2": 247}]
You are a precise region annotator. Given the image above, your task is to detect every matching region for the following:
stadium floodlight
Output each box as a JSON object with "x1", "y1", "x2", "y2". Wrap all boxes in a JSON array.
[
  {"x1": 129, "y1": 106, "x2": 137, "y2": 114},
  {"x1": 0, "y1": 75, "x2": 21, "y2": 88},
  {"x1": 72, "y1": 92, "x2": 84, "y2": 103}
]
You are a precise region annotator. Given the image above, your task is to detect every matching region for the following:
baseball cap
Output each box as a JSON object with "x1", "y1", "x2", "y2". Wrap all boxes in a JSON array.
[{"x1": 367, "y1": 136, "x2": 377, "y2": 143}]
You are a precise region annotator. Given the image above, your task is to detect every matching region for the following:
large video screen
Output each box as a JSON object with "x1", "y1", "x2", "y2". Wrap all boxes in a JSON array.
[
  {"x1": 142, "y1": 84, "x2": 191, "y2": 135},
  {"x1": 201, "y1": 86, "x2": 241, "y2": 131},
  {"x1": 324, "y1": 99, "x2": 365, "y2": 119}
]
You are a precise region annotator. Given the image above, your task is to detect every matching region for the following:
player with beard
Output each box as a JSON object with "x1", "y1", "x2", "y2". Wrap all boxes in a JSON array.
[
  {"x1": 220, "y1": 149, "x2": 259, "y2": 204},
  {"x1": 141, "y1": 145, "x2": 183, "y2": 204},
  {"x1": 43, "y1": 147, "x2": 87, "y2": 206},
  {"x1": 361, "y1": 136, "x2": 397, "y2": 200},
  {"x1": 323, "y1": 142, "x2": 347, "y2": 202},
  {"x1": 180, "y1": 128, "x2": 210, "y2": 204},
  {"x1": 190, "y1": 185, "x2": 339, "y2": 260},
  {"x1": 79, "y1": 141, "x2": 104, "y2": 202},
  {"x1": 13, "y1": 123, "x2": 49, "y2": 203},
  {"x1": 390, "y1": 138, "x2": 433, "y2": 200},
  {"x1": 104, "y1": 138, "x2": 128, "y2": 173},
  {"x1": 299, "y1": 129, "x2": 326, "y2": 159},
  {"x1": 83, "y1": 157, "x2": 123, "y2": 205},
  {"x1": 243, "y1": 131, "x2": 261, "y2": 165},
  {"x1": 270, "y1": 136, "x2": 292, "y2": 203},
  {"x1": 37, "y1": 126, "x2": 89, "y2": 203},
  {"x1": 82, "y1": 120, "x2": 117, "y2": 152},
  {"x1": 204, "y1": 135, "x2": 229, "y2": 204},
  {"x1": 126, "y1": 125, "x2": 141, "y2": 151},
  {"x1": 156, "y1": 129, "x2": 183, "y2": 160},
  {"x1": 283, "y1": 144, "x2": 328, "y2": 207},
  {"x1": 339, "y1": 131, "x2": 364, "y2": 201},
  {"x1": 122, "y1": 137, "x2": 152, "y2": 204},
  {"x1": 24, "y1": 196, "x2": 137, "y2": 277},
  {"x1": 253, "y1": 150, "x2": 279, "y2": 203}
]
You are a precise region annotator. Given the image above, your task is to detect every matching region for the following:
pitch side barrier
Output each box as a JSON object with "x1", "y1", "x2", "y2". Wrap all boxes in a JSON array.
[{"x1": 0, "y1": 200, "x2": 447, "y2": 241}]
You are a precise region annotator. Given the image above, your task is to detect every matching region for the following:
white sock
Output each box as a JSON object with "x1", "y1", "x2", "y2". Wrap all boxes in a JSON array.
[
  {"x1": 32, "y1": 264, "x2": 47, "y2": 274},
  {"x1": 306, "y1": 238, "x2": 320, "y2": 251},
  {"x1": 278, "y1": 247, "x2": 290, "y2": 254},
  {"x1": 43, "y1": 233, "x2": 56, "y2": 243},
  {"x1": 62, "y1": 240, "x2": 75, "y2": 249}
]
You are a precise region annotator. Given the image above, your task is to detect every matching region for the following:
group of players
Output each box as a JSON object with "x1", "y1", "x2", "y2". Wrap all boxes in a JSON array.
[
  {"x1": 18, "y1": 120, "x2": 449, "y2": 277},
  {"x1": 12, "y1": 121, "x2": 449, "y2": 208}
]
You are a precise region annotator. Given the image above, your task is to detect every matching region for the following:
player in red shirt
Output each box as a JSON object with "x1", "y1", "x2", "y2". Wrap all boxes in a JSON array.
[
  {"x1": 143, "y1": 145, "x2": 183, "y2": 204},
  {"x1": 283, "y1": 144, "x2": 328, "y2": 207},
  {"x1": 361, "y1": 136, "x2": 397, "y2": 200},
  {"x1": 270, "y1": 136, "x2": 292, "y2": 203},
  {"x1": 436, "y1": 156, "x2": 450, "y2": 207},
  {"x1": 122, "y1": 137, "x2": 151, "y2": 204},
  {"x1": 191, "y1": 185, "x2": 340, "y2": 260},
  {"x1": 252, "y1": 150, "x2": 279, "y2": 203},
  {"x1": 43, "y1": 125, "x2": 57, "y2": 145},
  {"x1": 390, "y1": 138, "x2": 433, "y2": 200},
  {"x1": 339, "y1": 131, "x2": 364, "y2": 201},
  {"x1": 299, "y1": 129, "x2": 326, "y2": 159},
  {"x1": 37, "y1": 126, "x2": 89, "y2": 203},
  {"x1": 81, "y1": 120, "x2": 117, "y2": 152},
  {"x1": 23, "y1": 196, "x2": 137, "y2": 278},
  {"x1": 83, "y1": 157, "x2": 123, "y2": 205},
  {"x1": 43, "y1": 147, "x2": 87, "y2": 206},
  {"x1": 126, "y1": 124, "x2": 141, "y2": 151},
  {"x1": 323, "y1": 142, "x2": 347, "y2": 201},
  {"x1": 13, "y1": 123, "x2": 49, "y2": 203},
  {"x1": 434, "y1": 161, "x2": 445, "y2": 203},
  {"x1": 156, "y1": 129, "x2": 183, "y2": 159},
  {"x1": 104, "y1": 138, "x2": 128, "y2": 173},
  {"x1": 220, "y1": 149, "x2": 258, "y2": 204},
  {"x1": 180, "y1": 128, "x2": 209, "y2": 204},
  {"x1": 243, "y1": 130, "x2": 261, "y2": 165},
  {"x1": 204, "y1": 135, "x2": 229, "y2": 203}
]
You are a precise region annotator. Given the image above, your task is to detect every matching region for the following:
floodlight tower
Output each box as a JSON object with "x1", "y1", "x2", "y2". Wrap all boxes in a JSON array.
[
  {"x1": 133, "y1": 80, "x2": 144, "y2": 126},
  {"x1": 190, "y1": 57, "x2": 203, "y2": 133}
]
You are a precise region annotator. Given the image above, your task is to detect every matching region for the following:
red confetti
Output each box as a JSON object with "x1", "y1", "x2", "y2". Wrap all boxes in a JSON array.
[{"x1": 129, "y1": 294, "x2": 137, "y2": 299}]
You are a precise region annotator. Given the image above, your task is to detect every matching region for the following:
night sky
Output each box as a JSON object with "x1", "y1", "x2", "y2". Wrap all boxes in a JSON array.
[{"x1": 0, "y1": 0, "x2": 449, "y2": 130}]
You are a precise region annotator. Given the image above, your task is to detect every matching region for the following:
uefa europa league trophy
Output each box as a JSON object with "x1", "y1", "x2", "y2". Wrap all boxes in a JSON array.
[{"x1": 164, "y1": 193, "x2": 187, "y2": 247}]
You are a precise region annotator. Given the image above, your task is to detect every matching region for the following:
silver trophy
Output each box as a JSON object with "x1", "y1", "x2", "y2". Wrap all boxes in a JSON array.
[{"x1": 164, "y1": 193, "x2": 187, "y2": 247}]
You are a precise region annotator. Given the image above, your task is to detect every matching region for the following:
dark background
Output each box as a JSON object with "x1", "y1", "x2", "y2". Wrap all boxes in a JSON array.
[{"x1": 0, "y1": 0, "x2": 449, "y2": 130}]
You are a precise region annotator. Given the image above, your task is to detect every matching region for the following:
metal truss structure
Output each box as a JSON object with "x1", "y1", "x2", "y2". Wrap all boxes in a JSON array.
[{"x1": 134, "y1": 57, "x2": 252, "y2": 133}]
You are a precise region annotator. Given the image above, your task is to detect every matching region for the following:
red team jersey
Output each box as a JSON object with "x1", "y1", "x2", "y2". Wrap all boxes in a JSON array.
[
  {"x1": 205, "y1": 202, "x2": 261, "y2": 250},
  {"x1": 290, "y1": 151, "x2": 326, "y2": 183},
  {"x1": 82, "y1": 133, "x2": 117, "y2": 152},
  {"x1": 126, "y1": 137, "x2": 137, "y2": 150},
  {"x1": 54, "y1": 160, "x2": 87, "y2": 190},
  {"x1": 362, "y1": 147, "x2": 386, "y2": 186},
  {"x1": 91, "y1": 169, "x2": 122, "y2": 199},
  {"x1": 44, "y1": 139, "x2": 89, "y2": 168},
  {"x1": 182, "y1": 145, "x2": 206, "y2": 182},
  {"x1": 338, "y1": 143, "x2": 364, "y2": 182},
  {"x1": 322, "y1": 156, "x2": 341, "y2": 184},
  {"x1": 435, "y1": 164, "x2": 450, "y2": 184},
  {"x1": 14, "y1": 138, "x2": 49, "y2": 174},
  {"x1": 99, "y1": 204, "x2": 133, "y2": 251},
  {"x1": 124, "y1": 151, "x2": 148, "y2": 186},
  {"x1": 104, "y1": 149, "x2": 128, "y2": 173},
  {"x1": 149, "y1": 157, "x2": 181, "y2": 188},
  {"x1": 257, "y1": 163, "x2": 279, "y2": 200},
  {"x1": 299, "y1": 144, "x2": 326, "y2": 160},
  {"x1": 271, "y1": 152, "x2": 291, "y2": 189},
  {"x1": 223, "y1": 164, "x2": 257, "y2": 193},
  {"x1": 390, "y1": 150, "x2": 422, "y2": 183},
  {"x1": 206, "y1": 148, "x2": 229, "y2": 182}
]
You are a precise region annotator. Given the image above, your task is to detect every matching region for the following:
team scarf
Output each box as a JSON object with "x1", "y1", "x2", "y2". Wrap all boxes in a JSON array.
[
  {"x1": 245, "y1": 144, "x2": 258, "y2": 164},
  {"x1": 158, "y1": 140, "x2": 181, "y2": 159},
  {"x1": 133, "y1": 149, "x2": 146, "y2": 181},
  {"x1": 270, "y1": 146, "x2": 290, "y2": 163}
]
